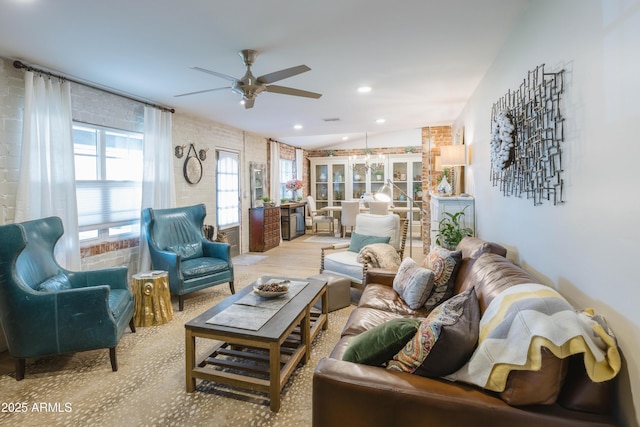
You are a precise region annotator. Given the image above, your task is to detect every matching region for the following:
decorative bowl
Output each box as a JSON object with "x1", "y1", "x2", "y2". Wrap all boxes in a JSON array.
[{"x1": 253, "y1": 280, "x2": 290, "y2": 298}]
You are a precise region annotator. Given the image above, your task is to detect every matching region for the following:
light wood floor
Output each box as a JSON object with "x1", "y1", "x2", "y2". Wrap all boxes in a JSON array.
[{"x1": 236, "y1": 231, "x2": 426, "y2": 279}]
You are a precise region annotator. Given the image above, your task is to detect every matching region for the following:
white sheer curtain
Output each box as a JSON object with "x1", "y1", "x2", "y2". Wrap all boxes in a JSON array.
[
  {"x1": 295, "y1": 148, "x2": 303, "y2": 181},
  {"x1": 15, "y1": 71, "x2": 81, "y2": 270},
  {"x1": 270, "y1": 140, "x2": 281, "y2": 202},
  {"x1": 138, "y1": 106, "x2": 175, "y2": 272}
]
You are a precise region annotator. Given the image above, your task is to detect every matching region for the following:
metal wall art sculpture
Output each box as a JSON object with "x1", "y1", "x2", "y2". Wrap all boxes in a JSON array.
[{"x1": 490, "y1": 64, "x2": 565, "y2": 205}]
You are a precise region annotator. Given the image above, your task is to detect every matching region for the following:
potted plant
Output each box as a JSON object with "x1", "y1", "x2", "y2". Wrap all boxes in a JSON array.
[
  {"x1": 262, "y1": 196, "x2": 275, "y2": 207},
  {"x1": 435, "y1": 206, "x2": 473, "y2": 250}
]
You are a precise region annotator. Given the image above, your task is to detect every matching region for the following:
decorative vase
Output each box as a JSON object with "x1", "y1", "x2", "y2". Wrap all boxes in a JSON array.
[
  {"x1": 438, "y1": 175, "x2": 452, "y2": 195},
  {"x1": 291, "y1": 190, "x2": 297, "y2": 201}
]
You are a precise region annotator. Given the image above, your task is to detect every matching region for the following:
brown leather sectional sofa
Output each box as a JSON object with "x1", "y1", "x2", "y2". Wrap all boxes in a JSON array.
[{"x1": 313, "y1": 237, "x2": 618, "y2": 427}]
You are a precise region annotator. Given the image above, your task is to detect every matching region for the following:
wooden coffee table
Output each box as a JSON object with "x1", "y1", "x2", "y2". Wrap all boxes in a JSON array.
[{"x1": 184, "y1": 276, "x2": 328, "y2": 412}]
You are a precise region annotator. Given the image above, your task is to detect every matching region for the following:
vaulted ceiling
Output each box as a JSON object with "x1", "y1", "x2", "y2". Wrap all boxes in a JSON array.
[{"x1": 0, "y1": 0, "x2": 529, "y2": 149}]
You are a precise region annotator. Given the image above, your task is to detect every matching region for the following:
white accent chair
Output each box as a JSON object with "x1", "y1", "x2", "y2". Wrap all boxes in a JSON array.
[
  {"x1": 306, "y1": 195, "x2": 335, "y2": 235},
  {"x1": 368, "y1": 201, "x2": 390, "y2": 215},
  {"x1": 320, "y1": 213, "x2": 407, "y2": 287},
  {"x1": 340, "y1": 200, "x2": 360, "y2": 237}
]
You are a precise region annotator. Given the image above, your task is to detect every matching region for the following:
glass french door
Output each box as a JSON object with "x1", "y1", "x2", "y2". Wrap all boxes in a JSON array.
[{"x1": 216, "y1": 150, "x2": 240, "y2": 256}]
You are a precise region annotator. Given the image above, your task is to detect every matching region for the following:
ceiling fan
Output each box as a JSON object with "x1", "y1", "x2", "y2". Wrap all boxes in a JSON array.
[{"x1": 175, "y1": 49, "x2": 322, "y2": 109}]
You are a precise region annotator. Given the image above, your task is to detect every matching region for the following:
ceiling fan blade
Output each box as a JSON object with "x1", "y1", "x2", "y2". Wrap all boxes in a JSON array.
[
  {"x1": 266, "y1": 85, "x2": 322, "y2": 99},
  {"x1": 174, "y1": 87, "x2": 230, "y2": 98},
  {"x1": 190, "y1": 66, "x2": 238, "y2": 83},
  {"x1": 258, "y1": 65, "x2": 311, "y2": 84},
  {"x1": 244, "y1": 98, "x2": 255, "y2": 109}
]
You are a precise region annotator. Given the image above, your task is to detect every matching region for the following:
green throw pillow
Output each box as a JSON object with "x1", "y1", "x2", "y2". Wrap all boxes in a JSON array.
[
  {"x1": 348, "y1": 232, "x2": 391, "y2": 253},
  {"x1": 342, "y1": 318, "x2": 422, "y2": 366}
]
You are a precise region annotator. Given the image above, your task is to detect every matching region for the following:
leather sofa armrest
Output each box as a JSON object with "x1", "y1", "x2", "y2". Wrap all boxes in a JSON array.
[{"x1": 365, "y1": 268, "x2": 396, "y2": 287}]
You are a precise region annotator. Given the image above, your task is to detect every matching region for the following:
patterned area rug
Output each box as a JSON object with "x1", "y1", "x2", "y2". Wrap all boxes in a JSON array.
[
  {"x1": 0, "y1": 271, "x2": 354, "y2": 427},
  {"x1": 232, "y1": 254, "x2": 268, "y2": 266}
]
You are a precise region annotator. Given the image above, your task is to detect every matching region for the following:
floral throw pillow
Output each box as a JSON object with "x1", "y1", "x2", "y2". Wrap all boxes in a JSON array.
[
  {"x1": 422, "y1": 246, "x2": 462, "y2": 310},
  {"x1": 393, "y1": 257, "x2": 435, "y2": 309}
]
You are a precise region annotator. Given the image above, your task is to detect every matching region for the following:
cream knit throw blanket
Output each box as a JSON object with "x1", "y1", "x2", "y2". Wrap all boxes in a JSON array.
[
  {"x1": 357, "y1": 243, "x2": 402, "y2": 269},
  {"x1": 446, "y1": 283, "x2": 621, "y2": 391}
]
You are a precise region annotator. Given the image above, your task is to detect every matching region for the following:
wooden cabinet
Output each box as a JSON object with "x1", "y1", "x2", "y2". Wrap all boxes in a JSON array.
[
  {"x1": 280, "y1": 202, "x2": 306, "y2": 241},
  {"x1": 429, "y1": 194, "x2": 475, "y2": 249},
  {"x1": 249, "y1": 207, "x2": 281, "y2": 252}
]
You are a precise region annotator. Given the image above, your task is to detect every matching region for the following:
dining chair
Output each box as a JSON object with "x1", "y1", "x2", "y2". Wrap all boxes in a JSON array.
[
  {"x1": 340, "y1": 200, "x2": 360, "y2": 237},
  {"x1": 368, "y1": 201, "x2": 389, "y2": 215},
  {"x1": 306, "y1": 195, "x2": 335, "y2": 235}
]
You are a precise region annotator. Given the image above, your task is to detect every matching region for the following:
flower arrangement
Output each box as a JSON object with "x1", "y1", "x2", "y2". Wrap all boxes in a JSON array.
[
  {"x1": 285, "y1": 179, "x2": 304, "y2": 191},
  {"x1": 490, "y1": 110, "x2": 516, "y2": 174}
]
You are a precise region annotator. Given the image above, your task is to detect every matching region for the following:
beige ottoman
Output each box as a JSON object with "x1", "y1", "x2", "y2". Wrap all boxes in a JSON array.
[{"x1": 308, "y1": 273, "x2": 351, "y2": 312}]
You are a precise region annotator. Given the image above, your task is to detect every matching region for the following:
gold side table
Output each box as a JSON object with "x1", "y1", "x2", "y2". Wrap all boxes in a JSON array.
[{"x1": 132, "y1": 271, "x2": 173, "y2": 327}]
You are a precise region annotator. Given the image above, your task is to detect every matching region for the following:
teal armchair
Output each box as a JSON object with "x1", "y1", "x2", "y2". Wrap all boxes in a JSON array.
[
  {"x1": 0, "y1": 217, "x2": 135, "y2": 380},
  {"x1": 141, "y1": 204, "x2": 235, "y2": 311}
]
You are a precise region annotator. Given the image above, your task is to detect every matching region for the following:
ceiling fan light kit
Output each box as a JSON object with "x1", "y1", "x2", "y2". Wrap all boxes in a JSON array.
[{"x1": 176, "y1": 49, "x2": 322, "y2": 109}]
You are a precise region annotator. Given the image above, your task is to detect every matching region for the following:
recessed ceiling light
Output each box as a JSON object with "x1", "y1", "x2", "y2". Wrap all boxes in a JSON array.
[
  {"x1": 342, "y1": 136, "x2": 349, "y2": 141},
  {"x1": 294, "y1": 124, "x2": 303, "y2": 130},
  {"x1": 357, "y1": 86, "x2": 372, "y2": 93},
  {"x1": 376, "y1": 118, "x2": 386, "y2": 124}
]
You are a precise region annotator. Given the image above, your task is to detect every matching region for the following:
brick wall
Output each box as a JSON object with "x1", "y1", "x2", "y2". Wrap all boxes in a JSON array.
[{"x1": 0, "y1": 58, "x2": 23, "y2": 225}]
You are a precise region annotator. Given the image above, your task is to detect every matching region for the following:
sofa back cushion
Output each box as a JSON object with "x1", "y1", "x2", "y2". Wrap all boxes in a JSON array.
[
  {"x1": 500, "y1": 347, "x2": 568, "y2": 406},
  {"x1": 457, "y1": 253, "x2": 535, "y2": 314},
  {"x1": 558, "y1": 354, "x2": 615, "y2": 415},
  {"x1": 456, "y1": 236, "x2": 507, "y2": 259},
  {"x1": 454, "y1": 237, "x2": 508, "y2": 295}
]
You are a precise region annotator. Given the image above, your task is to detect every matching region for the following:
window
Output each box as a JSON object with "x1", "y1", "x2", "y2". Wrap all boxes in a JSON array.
[
  {"x1": 216, "y1": 150, "x2": 240, "y2": 228},
  {"x1": 73, "y1": 123, "x2": 143, "y2": 241},
  {"x1": 280, "y1": 158, "x2": 295, "y2": 198}
]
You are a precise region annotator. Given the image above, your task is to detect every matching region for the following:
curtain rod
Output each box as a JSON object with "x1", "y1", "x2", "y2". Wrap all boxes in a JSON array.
[{"x1": 13, "y1": 60, "x2": 175, "y2": 114}]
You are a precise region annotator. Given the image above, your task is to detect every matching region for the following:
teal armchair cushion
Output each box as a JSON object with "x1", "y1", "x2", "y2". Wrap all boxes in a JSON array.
[
  {"x1": 37, "y1": 273, "x2": 72, "y2": 292},
  {"x1": 166, "y1": 242, "x2": 203, "y2": 260}
]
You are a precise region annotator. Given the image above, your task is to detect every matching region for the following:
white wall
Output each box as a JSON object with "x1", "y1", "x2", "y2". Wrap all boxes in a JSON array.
[{"x1": 457, "y1": 1, "x2": 639, "y2": 425}]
